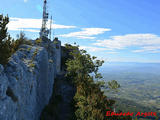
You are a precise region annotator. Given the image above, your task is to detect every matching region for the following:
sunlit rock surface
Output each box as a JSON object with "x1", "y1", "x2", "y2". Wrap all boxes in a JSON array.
[{"x1": 0, "y1": 38, "x2": 61, "y2": 120}]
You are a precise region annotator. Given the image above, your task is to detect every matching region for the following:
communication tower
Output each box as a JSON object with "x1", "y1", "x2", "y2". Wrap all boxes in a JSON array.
[{"x1": 39, "y1": 0, "x2": 49, "y2": 38}]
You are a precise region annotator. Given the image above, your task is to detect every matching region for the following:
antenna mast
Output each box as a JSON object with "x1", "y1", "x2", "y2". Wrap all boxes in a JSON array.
[
  {"x1": 39, "y1": 0, "x2": 49, "y2": 38},
  {"x1": 49, "y1": 16, "x2": 52, "y2": 40}
]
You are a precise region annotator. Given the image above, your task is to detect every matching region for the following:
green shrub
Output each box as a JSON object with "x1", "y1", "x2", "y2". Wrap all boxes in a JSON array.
[
  {"x1": 0, "y1": 14, "x2": 33, "y2": 65},
  {"x1": 0, "y1": 15, "x2": 12, "y2": 65},
  {"x1": 65, "y1": 44, "x2": 132, "y2": 120},
  {"x1": 29, "y1": 63, "x2": 35, "y2": 68},
  {"x1": 12, "y1": 32, "x2": 32, "y2": 51},
  {"x1": 27, "y1": 47, "x2": 31, "y2": 52},
  {"x1": 16, "y1": 76, "x2": 19, "y2": 81},
  {"x1": 35, "y1": 38, "x2": 42, "y2": 45},
  {"x1": 31, "y1": 48, "x2": 38, "y2": 62},
  {"x1": 56, "y1": 45, "x2": 59, "y2": 49},
  {"x1": 53, "y1": 40, "x2": 58, "y2": 44}
]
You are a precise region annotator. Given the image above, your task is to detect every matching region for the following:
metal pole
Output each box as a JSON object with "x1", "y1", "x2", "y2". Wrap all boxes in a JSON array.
[{"x1": 49, "y1": 16, "x2": 52, "y2": 40}]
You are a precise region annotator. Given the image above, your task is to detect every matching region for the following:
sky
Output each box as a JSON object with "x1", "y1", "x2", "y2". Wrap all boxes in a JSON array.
[{"x1": 0, "y1": 0, "x2": 160, "y2": 63}]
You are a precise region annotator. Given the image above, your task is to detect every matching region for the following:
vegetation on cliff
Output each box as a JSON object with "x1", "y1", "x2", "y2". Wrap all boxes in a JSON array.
[
  {"x1": 0, "y1": 15, "x2": 32, "y2": 65},
  {"x1": 40, "y1": 44, "x2": 132, "y2": 120},
  {"x1": 64, "y1": 44, "x2": 132, "y2": 120}
]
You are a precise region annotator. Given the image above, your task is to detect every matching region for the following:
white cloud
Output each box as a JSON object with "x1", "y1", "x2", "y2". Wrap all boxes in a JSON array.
[
  {"x1": 59, "y1": 28, "x2": 111, "y2": 39},
  {"x1": 22, "y1": 29, "x2": 40, "y2": 33},
  {"x1": 7, "y1": 17, "x2": 76, "y2": 32},
  {"x1": 133, "y1": 46, "x2": 160, "y2": 53},
  {"x1": 94, "y1": 34, "x2": 160, "y2": 53},
  {"x1": 106, "y1": 51, "x2": 118, "y2": 54},
  {"x1": 53, "y1": 24, "x2": 76, "y2": 29},
  {"x1": 24, "y1": 0, "x2": 28, "y2": 3},
  {"x1": 79, "y1": 46, "x2": 108, "y2": 52}
]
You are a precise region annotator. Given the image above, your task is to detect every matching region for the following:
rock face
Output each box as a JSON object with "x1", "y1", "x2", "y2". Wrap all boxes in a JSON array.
[
  {"x1": 0, "y1": 38, "x2": 61, "y2": 120},
  {"x1": 40, "y1": 74, "x2": 76, "y2": 120}
]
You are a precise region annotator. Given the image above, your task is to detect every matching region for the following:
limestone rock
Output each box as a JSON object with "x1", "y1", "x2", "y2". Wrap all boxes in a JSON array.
[{"x1": 0, "y1": 38, "x2": 62, "y2": 120}]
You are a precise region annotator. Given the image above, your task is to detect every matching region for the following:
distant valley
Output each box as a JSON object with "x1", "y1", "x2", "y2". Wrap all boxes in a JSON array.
[{"x1": 99, "y1": 62, "x2": 160, "y2": 116}]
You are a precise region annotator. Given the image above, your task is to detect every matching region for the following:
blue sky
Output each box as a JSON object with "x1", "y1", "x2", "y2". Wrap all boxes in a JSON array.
[{"x1": 1, "y1": 0, "x2": 160, "y2": 63}]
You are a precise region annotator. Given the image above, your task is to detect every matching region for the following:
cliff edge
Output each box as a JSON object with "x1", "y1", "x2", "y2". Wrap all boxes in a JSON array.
[{"x1": 0, "y1": 38, "x2": 61, "y2": 120}]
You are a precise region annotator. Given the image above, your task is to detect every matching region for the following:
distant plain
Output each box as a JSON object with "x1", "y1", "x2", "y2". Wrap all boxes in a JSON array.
[{"x1": 99, "y1": 62, "x2": 160, "y2": 116}]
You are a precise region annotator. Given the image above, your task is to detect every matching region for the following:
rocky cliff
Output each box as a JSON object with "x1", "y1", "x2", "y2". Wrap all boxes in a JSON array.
[{"x1": 0, "y1": 38, "x2": 61, "y2": 120}]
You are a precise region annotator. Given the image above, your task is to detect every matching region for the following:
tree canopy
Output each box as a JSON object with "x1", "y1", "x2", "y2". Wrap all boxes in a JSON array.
[
  {"x1": 64, "y1": 44, "x2": 132, "y2": 120},
  {"x1": 0, "y1": 15, "x2": 32, "y2": 65},
  {"x1": 0, "y1": 14, "x2": 12, "y2": 65}
]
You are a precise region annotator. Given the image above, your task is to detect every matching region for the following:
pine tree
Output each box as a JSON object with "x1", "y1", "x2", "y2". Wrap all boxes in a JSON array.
[
  {"x1": 0, "y1": 14, "x2": 12, "y2": 65},
  {"x1": 0, "y1": 15, "x2": 31, "y2": 65}
]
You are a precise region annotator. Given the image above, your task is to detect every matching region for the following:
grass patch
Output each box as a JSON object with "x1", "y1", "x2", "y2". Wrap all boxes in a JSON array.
[
  {"x1": 49, "y1": 59, "x2": 53, "y2": 63},
  {"x1": 35, "y1": 38, "x2": 42, "y2": 45},
  {"x1": 29, "y1": 63, "x2": 35, "y2": 68},
  {"x1": 27, "y1": 47, "x2": 31, "y2": 52}
]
